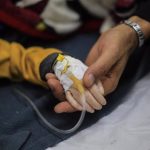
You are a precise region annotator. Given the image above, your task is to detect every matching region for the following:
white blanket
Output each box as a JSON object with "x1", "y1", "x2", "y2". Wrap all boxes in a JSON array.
[{"x1": 47, "y1": 73, "x2": 150, "y2": 150}]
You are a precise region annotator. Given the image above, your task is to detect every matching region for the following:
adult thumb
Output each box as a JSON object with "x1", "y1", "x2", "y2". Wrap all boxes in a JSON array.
[{"x1": 83, "y1": 52, "x2": 116, "y2": 88}]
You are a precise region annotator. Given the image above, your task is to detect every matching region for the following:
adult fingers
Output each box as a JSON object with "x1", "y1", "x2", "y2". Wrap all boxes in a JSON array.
[
  {"x1": 85, "y1": 39, "x2": 100, "y2": 66},
  {"x1": 84, "y1": 46, "x2": 120, "y2": 88},
  {"x1": 102, "y1": 55, "x2": 128, "y2": 95}
]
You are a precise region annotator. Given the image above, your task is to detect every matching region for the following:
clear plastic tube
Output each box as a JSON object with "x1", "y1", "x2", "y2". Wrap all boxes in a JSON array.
[{"x1": 14, "y1": 89, "x2": 86, "y2": 134}]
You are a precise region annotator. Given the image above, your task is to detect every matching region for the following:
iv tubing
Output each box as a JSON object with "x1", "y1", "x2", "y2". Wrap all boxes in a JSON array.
[{"x1": 14, "y1": 89, "x2": 86, "y2": 134}]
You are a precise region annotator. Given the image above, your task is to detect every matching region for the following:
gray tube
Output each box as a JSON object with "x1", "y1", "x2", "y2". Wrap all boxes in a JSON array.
[{"x1": 14, "y1": 89, "x2": 86, "y2": 134}]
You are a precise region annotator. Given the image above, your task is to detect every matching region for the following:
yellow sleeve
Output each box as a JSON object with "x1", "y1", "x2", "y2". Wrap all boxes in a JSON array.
[{"x1": 0, "y1": 39, "x2": 61, "y2": 87}]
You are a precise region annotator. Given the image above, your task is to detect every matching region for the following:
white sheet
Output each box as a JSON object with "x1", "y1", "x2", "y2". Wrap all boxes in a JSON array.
[{"x1": 47, "y1": 73, "x2": 150, "y2": 150}]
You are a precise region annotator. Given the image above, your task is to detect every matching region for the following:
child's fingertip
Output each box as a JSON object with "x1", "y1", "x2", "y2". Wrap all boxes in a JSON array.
[
  {"x1": 89, "y1": 110, "x2": 95, "y2": 113},
  {"x1": 96, "y1": 104, "x2": 102, "y2": 110},
  {"x1": 103, "y1": 100, "x2": 107, "y2": 106},
  {"x1": 86, "y1": 107, "x2": 95, "y2": 113},
  {"x1": 54, "y1": 108, "x2": 62, "y2": 113},
  {"x1": 45, "y1": 73, "x2": 51, "y2": 80}
]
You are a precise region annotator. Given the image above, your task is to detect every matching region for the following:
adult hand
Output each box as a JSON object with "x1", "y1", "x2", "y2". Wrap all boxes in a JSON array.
[
  {"x1": 83, "y1": 20, "x2": 138, "y2": 95},
  {"x1": 83, "y1": 16, "x2": 150, "y2": 95},
  {"x1": 47, "y1": 16, "x2": 150, "y2": 112}
]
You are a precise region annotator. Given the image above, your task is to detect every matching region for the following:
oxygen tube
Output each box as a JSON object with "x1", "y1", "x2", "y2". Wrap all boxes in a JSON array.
[{"x1": 15, "y1": 54, "x2": 87, "y2": 134}]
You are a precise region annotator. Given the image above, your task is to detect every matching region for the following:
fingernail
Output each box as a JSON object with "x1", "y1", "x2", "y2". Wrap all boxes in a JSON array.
[
  {"x1": 90, "y1": 110, "x2": 95, "y2": 113},
  {"x1": 96, "y1": 105, "x2": 102, "y2": 110},
  {"x1": 87, "y1": 73, "x2": 95, "y2": 87},
  {"x1": 45, "y1": 74, "x2": 49, "y2": 80}
]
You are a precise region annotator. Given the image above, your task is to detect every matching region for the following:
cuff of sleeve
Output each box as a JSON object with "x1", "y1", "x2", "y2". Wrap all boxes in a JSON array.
[{"x1": 39, "y1": 53, "x2": 60, "y2": 81}]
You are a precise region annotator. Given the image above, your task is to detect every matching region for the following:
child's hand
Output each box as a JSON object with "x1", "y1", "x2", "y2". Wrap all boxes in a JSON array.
[
  {"x1": 46, "y1": 55, "x2": 107, "y2": 113},
  {"x1": 46, "y1": 73, "x2": 78, "y2": 113},
  {"x1": 65, "y1": 80, "x2": 106, "y2": 113},
  {"x1": 46, "y1": 73, "x2": 66, "y2": 101},
  {"x1": 46, "y1": 73, "x2": 106, "y2": 113}
]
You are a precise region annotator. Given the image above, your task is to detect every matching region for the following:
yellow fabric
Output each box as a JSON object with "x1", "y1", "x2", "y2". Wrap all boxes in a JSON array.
[{"x1": 0, "y1": 39, "x2": 61, "y2": 87}]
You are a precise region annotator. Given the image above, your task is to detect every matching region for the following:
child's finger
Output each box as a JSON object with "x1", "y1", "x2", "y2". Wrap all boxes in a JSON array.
[
  {"x1": 45, "y1": 73, "x2": 57, "y2": 80},
  {"x1": 69, "y1": 89, "x2": 95, "y2": 113},
  {"x1": 66, "y1": 91, "x2": 95, "y2": 113},
  {"x1": 85, "y1": 91, "x2": 102, "y2": 110},
  {"x1": 54, "y1": 101, "x2": 78, "y2": 113},
  {"x1": 90, "y1": 84, "x2": 107, "y2": 105},
  {"x1": 66, "y1": 91, "x2": 83, "y2": 111},
  {"x1": 47, "y1": 79, "x2": 65, "y2": 101}
]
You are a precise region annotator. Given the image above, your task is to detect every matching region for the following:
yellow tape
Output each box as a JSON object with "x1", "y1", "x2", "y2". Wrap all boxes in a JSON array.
[
  {"x1": 69, "y1": 73, "x2": 84, "y2": 94},
  {"x1": 56, "y1": 54, "x2": 69, "y2": 74},
  {"x1": 56, "y1": 54, "x2": 65, "y2": 62},
  {"x1": 56, "y1": 54, "x2": 84, "y2": 94}
]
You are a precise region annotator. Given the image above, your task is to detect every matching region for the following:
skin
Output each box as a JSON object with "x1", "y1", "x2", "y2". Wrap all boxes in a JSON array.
[
  {"x1": 46, "y1": 16, "x2": 150, "y2": 113},
  {"x1": 83, "y1": 16, "x2": 150, "y2": 94},
  {"x1": 46, "y1": 73, "x2": 106, "y2": 113}
]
